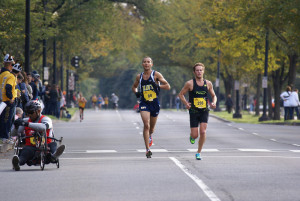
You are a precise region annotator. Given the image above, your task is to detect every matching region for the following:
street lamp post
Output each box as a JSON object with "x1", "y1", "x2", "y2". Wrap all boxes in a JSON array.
[
  {"x1": 53, "y1": 38, "x2": 57, "y2": 84},
  {"x1": 233, "y1": 80, "x2": 242, "y2": 118},
  {"x1": 259, "y1": 29, "x2": 270, "y2": 121},
  {"x1": 25, "y1": 0, "x2": 30, "y2": 73}
]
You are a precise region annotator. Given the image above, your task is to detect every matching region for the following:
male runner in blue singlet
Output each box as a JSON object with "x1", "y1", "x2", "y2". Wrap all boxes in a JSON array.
[
  {"x1": 178, "y1": 63, "x2": 217, "y2": 160},
  {"x1": 132, "y1": 57, "x2": 170, "y2": 158}
]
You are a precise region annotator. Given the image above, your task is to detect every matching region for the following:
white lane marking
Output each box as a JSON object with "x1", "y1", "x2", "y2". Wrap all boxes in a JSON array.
[
  {"x1": 136, "y1": 149, "x2": 168, "y2": 152},
  {"x1": 290, "y1": 150, "x2": 300, "y2": 152},
  {"x1": 86, "y1": 150, "x2": 117, "y2": 153},
  {"x1": 238, "y1": 149, "x2": 271, "y2": 152},
  {"x1": 169, "y1": 157, "x2": 221, "y2": 201},
  {"x1": 139, "y1": 132, "x2": 143, "y2": 135},
  {"x1": 270, "y1": 139, "x2": 277, "y2": 142},
  {"x1": 135, "y1": 127, "x2": 139, "y2": 129},
  {"x1": 252, "y1": 133, "x2": 259, "y2": 135},
  {"x1": 187, "y1": 149, "x2": 219, "y2": 152},
  {"x1": 238, "y1": 128, "x2": 244, "y2": 131},
  {"x1": 292, "y1": 144, "x2": 300, "y2": 147}
]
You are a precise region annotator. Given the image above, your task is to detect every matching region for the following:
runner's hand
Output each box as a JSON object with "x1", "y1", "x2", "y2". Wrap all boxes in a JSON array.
[
  {"x1": 150, "y1": 80, "x2": 160, "y2": 93},
  {"x1": 210, "y1": 102, "x2": 216, "y2": 109},
  {"x1": 135, "y1": 92, "x2": 141, "y2": 98}
]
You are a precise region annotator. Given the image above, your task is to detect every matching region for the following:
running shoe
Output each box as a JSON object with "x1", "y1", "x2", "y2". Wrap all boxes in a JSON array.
[
  {"x1": 149, "y1": 136, "x2": 153, "y2": 147},
  {"x1": 146, "y1": 150, "x2": 152, "y2": 158},
  {"x1": 12, "y1": 155, "x2": 20, "y2": 171},
  {"x1": 190, "y1": 136, "x2": 195, "y2": 144},
  {"x1": 195, "y1": 153, "x2": 202, "y2": 160}
]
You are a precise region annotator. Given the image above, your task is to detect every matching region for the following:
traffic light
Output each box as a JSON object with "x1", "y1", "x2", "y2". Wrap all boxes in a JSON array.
[{"x1": 71, "y1": 56, "x2": 79, "y2": 68}]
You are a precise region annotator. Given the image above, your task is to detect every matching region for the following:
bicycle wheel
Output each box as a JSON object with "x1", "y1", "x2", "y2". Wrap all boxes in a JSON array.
[
  {"x1": 39, "y1": 135, "x2": 47, "y2": 171},
  {"x1": 40, "y1": 149, "x2": 45, "y2": 171},
  {"x1": 56, "y1": 159, "x2": 60, "y2": 168}
]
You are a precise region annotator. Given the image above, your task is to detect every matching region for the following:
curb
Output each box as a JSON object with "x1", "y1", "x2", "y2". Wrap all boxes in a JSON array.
[{"x1": 210, "y1": 114, "x2": 232, "y2": 123}]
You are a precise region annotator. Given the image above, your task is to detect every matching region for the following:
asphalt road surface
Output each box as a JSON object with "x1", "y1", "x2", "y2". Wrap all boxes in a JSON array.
[{"x1": 1, "y1": 109, "x2": 300, "y2": 201}]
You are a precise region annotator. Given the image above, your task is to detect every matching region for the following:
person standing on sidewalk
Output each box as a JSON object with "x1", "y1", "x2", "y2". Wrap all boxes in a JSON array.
[
  {"x1": 280, "y1": 86, "x2": 292, "y2": 120},
  {"x1": 178, "y1": 62, "x2": 217, "y2": 160},
  {"x1": 132, "y1": 56, "x2": 170, "y2": 158},
  {"x1": 0, "y1": 54, "x2": 17, "y2": 144}
]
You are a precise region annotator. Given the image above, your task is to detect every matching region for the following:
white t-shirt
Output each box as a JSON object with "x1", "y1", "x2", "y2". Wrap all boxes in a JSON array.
[
  {"x1": 280, "y1": 91, "x2": 292, "y2": 107},
  {"x1": 290, "y1": 91, "x2": 300, "y2": 107}
]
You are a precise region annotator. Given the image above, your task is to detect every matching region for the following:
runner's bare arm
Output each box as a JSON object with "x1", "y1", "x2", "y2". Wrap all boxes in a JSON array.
[
  {"x1": 207, "y1": 81, "x2": 217, "y2": 109},
  {"x1": 178, "y1": 80, "x2": 192, "y2": 109},
  {"x1": 132, "y1": 74, "x2": 140, "y2": 93},
  {"x1": 155, "y1": 72, "x2": 170, "y2": 90}
]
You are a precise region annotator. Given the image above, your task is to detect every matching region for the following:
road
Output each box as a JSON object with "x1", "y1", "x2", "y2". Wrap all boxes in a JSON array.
[{"x1": 1, "y1": 109, "x2": 300, "y2": 201}]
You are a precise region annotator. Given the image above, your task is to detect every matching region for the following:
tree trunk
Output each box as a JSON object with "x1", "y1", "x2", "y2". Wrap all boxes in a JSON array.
[{"x1": 288, "y1": 53, "x2": 298, "y2": 88}]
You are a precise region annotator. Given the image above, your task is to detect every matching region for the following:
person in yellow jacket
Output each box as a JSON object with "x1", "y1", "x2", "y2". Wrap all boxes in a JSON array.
[
  {"x1": 78, "y1": 92, "x2": 87, "y2": 122},
  {"x1": 0, "y1": 55, "x2": 21, "y2": 143}
]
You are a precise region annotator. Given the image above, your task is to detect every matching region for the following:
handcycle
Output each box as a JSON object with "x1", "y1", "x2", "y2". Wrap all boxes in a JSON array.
[{"x1": 13, "y1": 131, "x2": 63, "y2": 171}]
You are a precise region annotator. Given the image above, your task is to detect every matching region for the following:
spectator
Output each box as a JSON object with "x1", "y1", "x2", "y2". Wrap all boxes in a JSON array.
[
  {"x1": 225, "y1": 94, "x2": 233, "y2": 113},
  {"x1": 0, "y1": 57, "x2": 21, "y2": 144},
  {"x1": 29, "y1": 73, "x2": 39, "y2": 100},
  {"x1": 26, "y1": 72, "x2": 33, "y2": 100},
  {"x1": 291, "y1": 88, "x2": 300, "y2": 120},
  {"x1": 20, "y1": 72, "x2": 30, "y2": 108},
  {"x1": 15, "y1": 73, "x2": 24, "y2": 109},
  {"x1": 43, "y1": 84, "x2": 51, "y2": 115},
  {"x1": 60, "y1": 91, "x2": 66, "y2": 118},
  {"x1": 15, "y1": 107, "x2": 23, "y2": 119},
  {"x1": 57, "y1": 86, "x2": 63, "y2": 118},
  {"x1": 280, "y1": 85, "x2": 292, "y2": 120},
  {"x1": 48, "y1": 84, "x2": 59, "y2": 117}
]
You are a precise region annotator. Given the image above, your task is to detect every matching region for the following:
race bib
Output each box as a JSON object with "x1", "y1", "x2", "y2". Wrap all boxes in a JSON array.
[
  {"x1": 143, "y1": 90, "x2": 157, "y2": 101},
  {"x1": 30, "y1": 137, "x2": 36, "y2": 145},
  {"x1": 194, "y1": 98, "x2": 206, "y2": 109}
]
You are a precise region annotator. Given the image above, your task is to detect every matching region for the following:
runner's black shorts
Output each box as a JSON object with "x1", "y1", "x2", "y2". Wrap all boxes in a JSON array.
[
  {"x1": 189, "y1": 111, "x2": 209, "y2": 127},
  {"x1": 139, "y1": 100, "x2": 160, "y2": 117},
  {"x1": 79, "y1": 107, "x2": 85, "y2": 110}
]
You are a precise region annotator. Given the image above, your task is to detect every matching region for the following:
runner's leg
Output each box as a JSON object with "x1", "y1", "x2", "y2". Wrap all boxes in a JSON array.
[
  {"x1": 140, "y1": 111, "x2": 151, "y2": 150},
  {"x1": 149, "y1": 116, "x2": 158, "y2": 137},
  {"x1": 197, "y1": 123, "x2": 207, "y2": 153}
]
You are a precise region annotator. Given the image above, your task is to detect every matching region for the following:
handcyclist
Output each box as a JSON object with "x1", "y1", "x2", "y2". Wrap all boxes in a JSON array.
[
  {"x1": 132, "y1": 56, "x2": 170, "y2": 158},
  {"x1": 11, "y1": 100, "x2": 65, "y2": 171},
  {"x1": 178, "y1": 63, "x2": 217, "y2": 160}
]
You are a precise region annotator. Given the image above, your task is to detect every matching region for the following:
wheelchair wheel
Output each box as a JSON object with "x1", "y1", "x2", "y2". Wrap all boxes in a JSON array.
[
  {"x1": 40, "y1": 150, "x2": 45, "y2": 171},
  {"x1": 39, "y1": 136, "x2": 47, "y2": 171}
]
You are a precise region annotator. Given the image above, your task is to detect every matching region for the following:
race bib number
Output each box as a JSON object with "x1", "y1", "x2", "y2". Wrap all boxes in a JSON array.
[
  {"x1": 30, "y1": 137, "x2": 36, "y2": 145},
  {"x1": 143, "y1": 90, "x2": 157, "y2": 101},
  {"x1": 194, "y1": 98, "x2": 206, "y2": 109}
]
